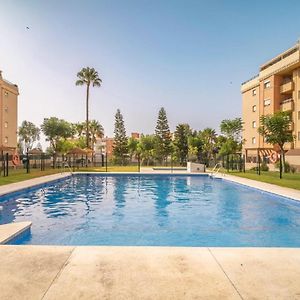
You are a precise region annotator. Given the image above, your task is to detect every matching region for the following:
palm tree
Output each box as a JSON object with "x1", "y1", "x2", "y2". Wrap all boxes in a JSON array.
[
  {"x1": 89, "y1": 120, "x2": 104, "y2": 150},
  {"x1": 200, "y1": 128, "x2": 217, "y2": 166},
  {"x1": 75, "y1": 67, "x2": 102, "y2": 148}
]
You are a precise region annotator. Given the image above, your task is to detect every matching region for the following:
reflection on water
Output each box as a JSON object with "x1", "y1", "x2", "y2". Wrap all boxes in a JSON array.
[{"x1": 1, "y1": 174, "x2": 300, "y2": 247}]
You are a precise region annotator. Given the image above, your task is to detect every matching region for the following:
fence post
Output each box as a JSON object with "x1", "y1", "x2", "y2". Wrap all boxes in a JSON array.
[
  {"x1": 138, "y1": 154, "x2": 141, "y2": 173},
  {"x1": 5, "y1": 153, "x2": 9, "y2": 176},
  {"x1": 105, "y1": 152, "x2": 108, "y2": 172},
  {"x1": 26, "y1": 150, "x2": 30, "y2": 173},
  {"x1": 257, "y1": 149, "x2": 261, "y2": 175}
]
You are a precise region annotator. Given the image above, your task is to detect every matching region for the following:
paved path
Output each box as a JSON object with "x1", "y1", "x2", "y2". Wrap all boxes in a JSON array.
[{"x1": 1, "y1": 246, "x2": 300, "y2": 300}]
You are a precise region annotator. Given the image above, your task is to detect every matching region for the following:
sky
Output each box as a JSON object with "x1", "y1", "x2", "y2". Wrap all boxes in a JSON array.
[{"x1": 1, "y1": 0, "x2": 300, "y2": 145}]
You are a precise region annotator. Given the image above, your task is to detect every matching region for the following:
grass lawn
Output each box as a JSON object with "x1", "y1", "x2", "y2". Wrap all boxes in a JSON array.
[
  {"x1": 0, "y1": 165, "x2": 140, "y2": 186},
  {"x1": 230, "y1": 170, "x2": 300, "y2": 191}
]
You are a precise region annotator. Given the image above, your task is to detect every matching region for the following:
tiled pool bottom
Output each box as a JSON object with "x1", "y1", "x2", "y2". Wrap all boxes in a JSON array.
[{"x1": 1, "y1": 174, "x2": 300, "y2": 246}]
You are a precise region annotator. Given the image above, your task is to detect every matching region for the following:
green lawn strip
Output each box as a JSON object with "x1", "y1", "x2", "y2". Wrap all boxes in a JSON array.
[
  {"x1": 0, "y1": 166, "x2": 140, "y2": 186},
  {"x1": 0, "y1": 169, "x2": 63, "y2": 186},
  {"x1": 229, "y1": 171, "x2": 300, "y2": 191}
]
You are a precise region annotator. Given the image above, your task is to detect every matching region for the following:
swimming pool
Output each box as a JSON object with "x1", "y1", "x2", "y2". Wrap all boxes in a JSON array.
[{"x1": 1, "y1": 174, "x2": 300, "y2": 246}]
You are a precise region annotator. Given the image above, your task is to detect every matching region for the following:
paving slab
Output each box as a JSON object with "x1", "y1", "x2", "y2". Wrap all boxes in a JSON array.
[
  {"x1": 210, "y1": 248, "x2": 300, "y2": 300},
  {"x1": 0, "y1": 221, "x2": 32, "y2": 244},
  {"x1": 43, "y1": 246, "x2": 240, "y2": 300},
  {"x1": 0, "y1": 245, "x2": 74, "y2": 300}
]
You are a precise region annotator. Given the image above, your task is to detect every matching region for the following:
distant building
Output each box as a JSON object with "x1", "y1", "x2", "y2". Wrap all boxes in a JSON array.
[
  {"x1": 0, "y1": 71, "x2": 18, "y2": 154},
  {"x1": 241, "y1": 41, "x2": 300, "y2": 169},
  {"x1": 131, "y1": 132, "x2": 140, "y2": 140},
  {"x1": 94, "y1": 136, "x2": 115, "y2": 159}
]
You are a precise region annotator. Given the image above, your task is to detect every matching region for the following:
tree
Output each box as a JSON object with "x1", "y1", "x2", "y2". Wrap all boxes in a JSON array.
[
  {"x1": 258, "y1": 111, "x2": 294, "y2": 178},
  {"x1": 174, "y1": 124, "x2": 191, "y2": 165},
  {"x1": 74, "y1": 122, "x2": 85, "y2": 137},
  {"x1": 139, "y1": 134, "x2": 156, "y2": 166},
  {"x1": 18, "y1": 120, "x2": 40, "y2": 152},
  {"x1": 199, "y1": 128, "x2": 217, "y2": 166},
  {"x1": 220, "y1": 118, "x2": 243, "y2": 142},
  {"x1": 41, "y1": 117, "x2": 73, "y2": 166},
  {"x1": 155, "y1": 107, "x2": 172, "y2": 164},
  {"x1": 113, "y1": 109, "x2": 128, "y2": 165},
  {"x1": 128, "y1": 137, "x2": 139, "y2": 161},
  {"x1": 219, "y1": 118, "x2": 244, "y2": 157},
  {"x1": 76, "y1": 67, "x2": 102, "y2": 148},
  {"x1": 89, "y1": 120, "x2": 104, "y2": 150},
  {"x1": 188, "y1": 134, "x2": 203, "y2": 162}
]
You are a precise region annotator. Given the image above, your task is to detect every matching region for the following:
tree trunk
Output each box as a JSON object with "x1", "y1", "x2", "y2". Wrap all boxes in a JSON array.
[{"x1": 86, "y1": 84, "x2": 90, "y2": 149}]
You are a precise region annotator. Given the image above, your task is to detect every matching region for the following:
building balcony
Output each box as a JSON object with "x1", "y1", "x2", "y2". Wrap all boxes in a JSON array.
[
  {"x1": 280, "y1": 98, "x2": 294, "y2": 112},
  {"x1": 280, "y1": 81, "x2": 294, "y2": 94}
]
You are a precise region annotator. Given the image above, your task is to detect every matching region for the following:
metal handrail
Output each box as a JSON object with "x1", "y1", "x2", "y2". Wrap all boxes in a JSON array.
[{"x1": 210, "y1": 163, "x2": 225, "y2": 178}]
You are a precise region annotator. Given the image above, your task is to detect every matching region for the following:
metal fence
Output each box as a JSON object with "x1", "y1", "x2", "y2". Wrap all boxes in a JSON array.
[{"x1": 0, "y1": 152, "x2": 247, "y2": 177}]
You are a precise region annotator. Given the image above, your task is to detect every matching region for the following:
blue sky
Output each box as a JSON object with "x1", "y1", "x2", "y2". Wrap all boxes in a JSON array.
[{"x1": 1, "y1": 0, "x2": 300, "y2": 141}]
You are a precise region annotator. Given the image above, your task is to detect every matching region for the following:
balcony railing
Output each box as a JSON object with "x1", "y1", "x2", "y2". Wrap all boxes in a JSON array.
[
  {"x1": 280, "y1": 98, "x2": 294, "y2": 112},
  {"x1": 280, "y1": 81, "x2": 294, "y2": 94}
]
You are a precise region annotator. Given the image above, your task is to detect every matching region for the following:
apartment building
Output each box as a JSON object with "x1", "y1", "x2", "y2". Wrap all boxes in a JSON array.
[
  {"x1": 0, "y1": 71, "x2": 18, "y2": 154},
  {"x1": 241, "y1": 41, "x2": 300, "y2": 169}
]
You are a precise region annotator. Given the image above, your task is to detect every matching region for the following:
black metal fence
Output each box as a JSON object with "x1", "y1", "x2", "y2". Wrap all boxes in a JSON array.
[{"x1": 0, "y1": 152, "x2": 247, "y2": 177}]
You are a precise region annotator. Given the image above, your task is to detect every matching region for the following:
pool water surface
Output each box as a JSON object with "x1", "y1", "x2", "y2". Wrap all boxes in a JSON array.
[{"x1": 1, "y1": 174, "x2": 300, "y2": 246}]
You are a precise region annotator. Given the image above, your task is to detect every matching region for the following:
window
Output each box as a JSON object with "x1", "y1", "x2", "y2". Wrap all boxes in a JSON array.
[
  {"x1": 298, "y1": 90, "x2": 300, "y2": 99},
  {"x1": 252, "y1": 89, "x2": 257, "y2": 96},
  {"x1": 4, "y1": 137, "x2": 8, "y2": 144},
  {"x1": 252, "y1": 137, "x2": 256, "y2": 144},
  {"x1": 252, "y1": 105, "x2": 257, "y2": 112},
  {"x1": 264, "y1": 99, "x2": 271, "y2": 106},
  {"x1": 4, "y1": 91, "x2": 8, "y2": 97},
  {"x1": 298, "y1": 111, "x2": 300, "y2": 120},
  {"x1": 4, "y1": 107, "x2": 8, "y2": 113},
  {"x1": 264, "y1": 80, "x2": 271, "y2": 89},
  {"x1": 298, "y1": 132, "x2": 300, "y2": 141},
  {"x1": 252, "y1": 121, "x2": 256, "y2": 128},
  {"x1": 4, "y1": 122, "x2": 8, "y2": 128}
]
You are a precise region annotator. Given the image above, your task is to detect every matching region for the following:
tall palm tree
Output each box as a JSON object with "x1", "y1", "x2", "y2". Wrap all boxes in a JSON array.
[{"x1": 75, "y1": 67, "x2": 102, "y2": 148}]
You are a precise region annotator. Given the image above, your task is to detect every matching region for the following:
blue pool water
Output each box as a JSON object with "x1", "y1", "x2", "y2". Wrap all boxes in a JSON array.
[{"x1": 1, "y1": 174, "x2": 300, "y2": 246}]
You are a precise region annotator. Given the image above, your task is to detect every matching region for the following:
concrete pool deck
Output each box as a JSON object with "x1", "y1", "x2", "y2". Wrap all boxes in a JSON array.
[{"x1": 1, "y1": 246, "x2": 300, "y2": 299}]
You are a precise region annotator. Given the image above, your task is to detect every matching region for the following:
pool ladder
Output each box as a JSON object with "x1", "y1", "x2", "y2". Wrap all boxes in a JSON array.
[{"x1": 209, "y1": 163, "x2": 224, "y2": 178}]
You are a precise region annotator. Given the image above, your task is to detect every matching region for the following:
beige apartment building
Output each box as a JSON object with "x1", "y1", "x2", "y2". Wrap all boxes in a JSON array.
[
  {"x1": 241, "y1": 41, "x2": 300, "y2": 169},
  {"x1": 0, "y1": 71, "x2": 18, "y2": 154}
]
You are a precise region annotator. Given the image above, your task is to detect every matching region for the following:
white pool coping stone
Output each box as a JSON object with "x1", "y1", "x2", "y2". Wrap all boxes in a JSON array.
[
  {"x1": 221, "y1": 174, "x2": 300, "y2": 202},
  {"x1": 0, "y1": 221, "x2": 32, "y2": 244},
  {"x1": 0, "y1": 172, "x2": 71, "y2": 197}
]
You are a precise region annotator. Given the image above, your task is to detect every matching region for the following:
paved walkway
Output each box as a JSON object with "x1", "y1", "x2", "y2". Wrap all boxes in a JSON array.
[{"x1": 1, "y1": 246, "x2": 300, "y2": 300}]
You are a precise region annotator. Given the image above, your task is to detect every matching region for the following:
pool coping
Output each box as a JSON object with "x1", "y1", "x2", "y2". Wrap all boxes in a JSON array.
[
  {"x1": 0, "y1": 221, "x2": 32, "y2": 244},
  {"x1": 220, "y1": 174, "x2": 300, "y2": 202}
]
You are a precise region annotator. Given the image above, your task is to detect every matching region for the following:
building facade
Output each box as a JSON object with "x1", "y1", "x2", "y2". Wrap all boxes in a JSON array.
[
  {"x1": 0, "y1": 71, "x2": 19, "y2": 154},
  {"x1": 241, "y1": 41, "x2": 300, "y2": 169}
]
